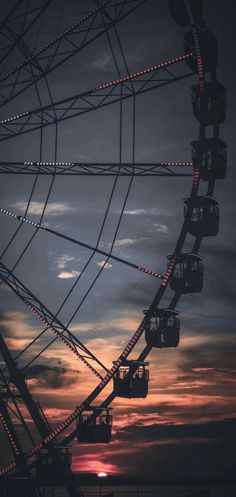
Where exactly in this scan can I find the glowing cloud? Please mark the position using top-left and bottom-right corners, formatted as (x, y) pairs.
(97, 260), (112, 269)
(56, 254), (75, 269)
(57, 270), (81, 279)
(12, 201), (72, 216)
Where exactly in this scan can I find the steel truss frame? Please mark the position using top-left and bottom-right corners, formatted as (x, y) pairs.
(0, 161), (193, 176)
(0, 53), (193, 140)
(0, 0), (146, 108)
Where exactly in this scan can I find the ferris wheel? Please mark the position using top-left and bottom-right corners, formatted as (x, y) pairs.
(0, 1), (227, 496)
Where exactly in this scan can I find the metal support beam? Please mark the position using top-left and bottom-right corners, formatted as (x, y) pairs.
(0, 261), (108, 379)
(0, 0), (53, 68)
(0, 160), (193, 175)
(0, 53), (193, 140)
(0, 334), (50, 440)
(0, 0), (146, 108)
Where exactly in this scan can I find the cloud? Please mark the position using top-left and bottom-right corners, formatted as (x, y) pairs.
(97, 260), (112, 269)
(114, 238), (140, 247)
(153, 223), (168, 233)
(58, 270), (81, 279)
(70, 313), (140, 335)
(124, 208), (147, 215)
(55, 254), (75, 269)
(90, 54), (113, 71)
(43, 407), (72, 422)
(73, 454), (118, 475)
(0, 312), (41, 351)
(105, 418), (236, 479)
(5, 337), (32, 349)
(26, 364), (79, 389)
(116, 418), (236, 442)
(12, 201), (72, 216)
(178, 340), (236, 373)
(54, 254), (81, 279)
(71, 418), (236, 478)
(123, 207), (174, 217)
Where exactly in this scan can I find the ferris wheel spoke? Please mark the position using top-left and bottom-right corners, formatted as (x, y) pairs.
(0, 261), (108, 379)
(0, 0), (146, 108)
(0, 207), (165, 279)
(0, 0), (53, 70)
(0, 53), (193, 141)
(0, 160), (193, 175)
(0, 95), (133, 377)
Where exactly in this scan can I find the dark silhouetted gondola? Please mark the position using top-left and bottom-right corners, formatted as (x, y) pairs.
(192, 137), (227, 180)
(184, 196), (219, 237)
(184, 29), (218, 73)
(35, 447), (72, 485)
(192, 81), (226, 125)
(168, 253), (204, 293)
(144, 309), (180, 348)
(113, 361), (149, 398)
(76, 407), (112, 444)
(169, 0), (203, 27)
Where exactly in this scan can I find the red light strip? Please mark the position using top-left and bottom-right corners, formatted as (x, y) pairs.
(23, 300), (103, 380)
(161, 256), (177, 287)
(160, 162), (192, 167)
(0, 208), (164, 280)
(192, 167), (200, 192)
(138, 266), (162, 279)
(93, 53), (193, 93)
(0, 413), (20, 456)
(0, 461), (16, 475)
(183, 0), (205, 95)
(0, 53), (193, 126)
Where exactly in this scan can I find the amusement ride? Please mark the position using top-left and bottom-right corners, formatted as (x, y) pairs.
(0, 0), (227, 495)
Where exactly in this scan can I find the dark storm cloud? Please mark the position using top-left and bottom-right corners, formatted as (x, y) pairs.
(125, 398), (236, 425)
(106, 420), (236, 479)
(178, 342), (236, 373)
(115, 418), (236, 442)
(176, 367), (236, 385)
(26, 364), (79, 389)
(203, 246), (236, 308)
(113, 436), (235, 480)
(0, 318), (9, 339)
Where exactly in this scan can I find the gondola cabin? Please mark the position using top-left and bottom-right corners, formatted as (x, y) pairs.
(192, 81), (226, 125)
(144, 309), (180, 348)
(184, 196), (219, 237)
(168, 253), (204, 293)
(77, 407), (112, 444)
(35, 448), (72, 485)
(113, 361), (149, 398)
(191, 137), (227, 181)
(184, 29), (218, 73)
(168, 0), (203, 27)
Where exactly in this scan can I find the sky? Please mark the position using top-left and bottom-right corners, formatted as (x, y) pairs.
(0, 0), (236, 483)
